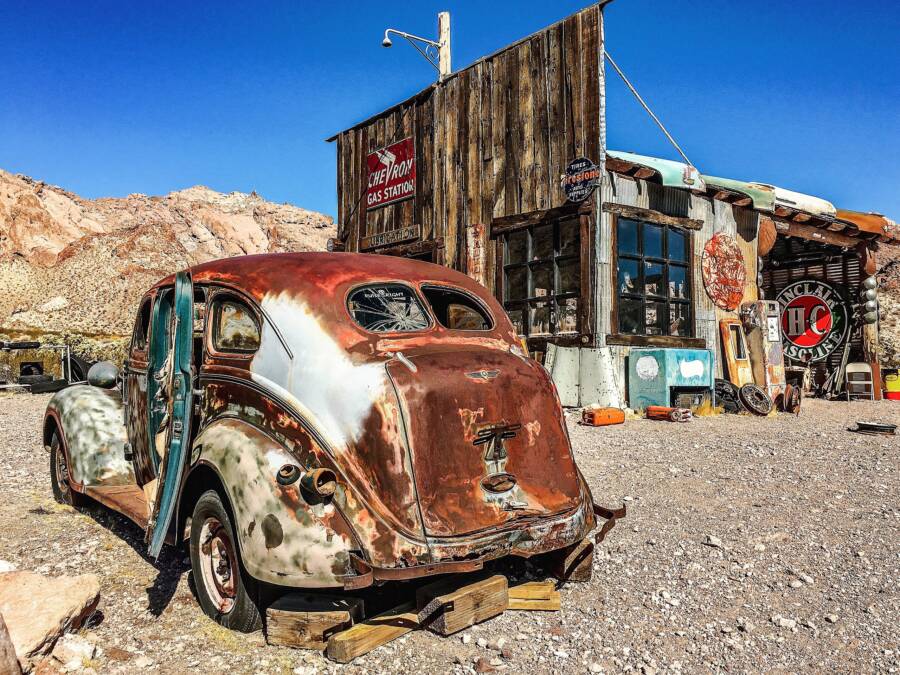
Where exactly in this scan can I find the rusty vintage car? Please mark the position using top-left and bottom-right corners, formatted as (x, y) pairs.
(43, 253), (620, 632)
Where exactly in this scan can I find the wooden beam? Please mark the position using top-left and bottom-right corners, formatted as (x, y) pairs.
(325, 602), (418, 663)
(732, 197), (752, 207)
(768, 217), (858, 248)
(792, 212), (811, 223)
(601, 202), (703, 231)
(712, 190), (732, 201)
(265, 593), (364, 650)
(416, 574), (508, 635)
(633, 167), (656, 179)
(605, 333), (707, 349)
(508, 581), (561, 611)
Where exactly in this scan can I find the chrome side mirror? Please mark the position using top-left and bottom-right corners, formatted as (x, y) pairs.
(87, 361), (119, 388)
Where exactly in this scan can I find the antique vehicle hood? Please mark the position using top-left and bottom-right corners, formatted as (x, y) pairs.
(385, 345), (584, 539)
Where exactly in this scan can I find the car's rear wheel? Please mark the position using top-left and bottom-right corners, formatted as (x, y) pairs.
(50, 434), (86, 506)
(189, 490), (262, 632)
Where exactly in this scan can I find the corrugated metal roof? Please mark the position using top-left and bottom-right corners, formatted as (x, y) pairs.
(605, 150), (705, 191)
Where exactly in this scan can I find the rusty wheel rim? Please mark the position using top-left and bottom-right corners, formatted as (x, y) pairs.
(55, 446), (72, 501)
(199, 518), (237, 614)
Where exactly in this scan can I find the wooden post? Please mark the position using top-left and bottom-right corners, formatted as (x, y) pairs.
(265, 593), (364, 650)
(438, 12), (451, 81)
(416, 574), (508, 635)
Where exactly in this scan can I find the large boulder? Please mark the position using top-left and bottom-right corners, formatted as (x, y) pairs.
(0, 613), (21, 675)
(0, 571), (100, 671)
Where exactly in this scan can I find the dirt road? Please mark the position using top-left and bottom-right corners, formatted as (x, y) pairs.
(1, 393), (897, 673)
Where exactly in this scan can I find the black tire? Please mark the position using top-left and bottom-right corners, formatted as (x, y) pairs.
(189, 490), (262, 632)
(50, 434), (87, 506)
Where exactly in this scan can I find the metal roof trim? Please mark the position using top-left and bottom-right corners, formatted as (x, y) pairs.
(770, 187), (836, 218)
(835, 209), (899, 243)
(606, 150), (706, 191)
(700, 175), (776, 212)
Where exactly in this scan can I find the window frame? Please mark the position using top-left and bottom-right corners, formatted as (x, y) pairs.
(130, 296), (154, 356)
(208, 293), (262, 356)
(497, 214), (586, 341)
(612, 214), (694, 339)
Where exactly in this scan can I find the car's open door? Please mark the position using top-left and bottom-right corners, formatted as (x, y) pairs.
(145, 271), (194, 558)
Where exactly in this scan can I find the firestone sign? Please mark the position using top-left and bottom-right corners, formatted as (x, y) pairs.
(777, 280), (849, 362)
(562, 157), (601, 203)
(366, 137), (416, 209)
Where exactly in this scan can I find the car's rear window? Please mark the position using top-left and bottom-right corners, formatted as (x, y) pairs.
(348, 284), (430, 333)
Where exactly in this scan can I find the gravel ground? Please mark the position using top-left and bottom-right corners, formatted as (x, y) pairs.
(1, 392), (898, 674)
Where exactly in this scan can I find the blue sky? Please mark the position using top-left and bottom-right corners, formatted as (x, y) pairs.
(1, 1), (897, 220)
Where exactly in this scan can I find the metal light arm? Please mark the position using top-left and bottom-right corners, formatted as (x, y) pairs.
(383, 28), (441, 71)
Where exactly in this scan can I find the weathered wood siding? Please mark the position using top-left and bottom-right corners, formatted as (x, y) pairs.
(333, 4), (605, 288)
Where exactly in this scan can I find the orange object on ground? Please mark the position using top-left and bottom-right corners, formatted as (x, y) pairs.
(581, 407), (625, 426)
(645, 406), (692, 422)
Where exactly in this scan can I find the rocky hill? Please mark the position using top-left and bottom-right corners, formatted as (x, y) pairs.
(0, 169), (334, 360)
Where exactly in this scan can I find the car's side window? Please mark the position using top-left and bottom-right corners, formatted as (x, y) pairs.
(421, 285), (494, 331)
(131, 297), (152, 354)
(212, 297), (260, 353)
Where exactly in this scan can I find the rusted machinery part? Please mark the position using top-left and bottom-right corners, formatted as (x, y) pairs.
(592, 502), (626, 545)
(646, 406), (692, 422)
(782, 383), (802, 415)
(714, 378), (743, 414)
(739, 384), (773, 416)
(342, 553), (485, 590)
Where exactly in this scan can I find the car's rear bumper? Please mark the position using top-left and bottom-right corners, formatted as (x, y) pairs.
(339, 496), (625, 590)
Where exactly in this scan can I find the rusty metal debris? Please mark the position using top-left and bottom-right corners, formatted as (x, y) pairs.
(581, 406), (625, 426)
(646, 406), (692, 422)
(847, 421), (897, 436)
(739, 384), (773, 416)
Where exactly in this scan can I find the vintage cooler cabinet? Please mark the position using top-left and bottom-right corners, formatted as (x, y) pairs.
(741, 300), (786, 402)
(627, 348), (715, 410)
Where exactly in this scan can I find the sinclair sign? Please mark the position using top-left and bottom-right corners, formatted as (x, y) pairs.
(777, 280), (849, 362)
(366, 137), (416, 210)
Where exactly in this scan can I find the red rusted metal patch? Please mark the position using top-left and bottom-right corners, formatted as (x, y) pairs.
(701, 234), (746, 311)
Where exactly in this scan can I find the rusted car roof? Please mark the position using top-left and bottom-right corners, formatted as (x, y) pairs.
(153, 252), (522, 355)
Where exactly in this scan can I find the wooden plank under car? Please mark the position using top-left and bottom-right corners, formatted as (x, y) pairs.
(416, 574), (508, 636)
(508, 580), (561, 611)
(325, 601), (418, 663)
(265, 593), (364, 650)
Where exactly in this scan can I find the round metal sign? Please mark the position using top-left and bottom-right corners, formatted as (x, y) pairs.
(701, 234), (746, 311)
(777, 280), (849, 362)
(562, 157), (601, 203)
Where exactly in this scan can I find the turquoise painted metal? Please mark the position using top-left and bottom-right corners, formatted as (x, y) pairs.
(147, 270), (194, 558)
(627, 348), (714, 410)
(606, 150), (705, 191)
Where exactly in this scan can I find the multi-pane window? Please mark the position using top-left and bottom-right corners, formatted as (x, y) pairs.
(616, 218), (692, 336)
(502, 216), (580, 337)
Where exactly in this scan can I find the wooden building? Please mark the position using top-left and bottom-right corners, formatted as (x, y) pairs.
(329, 3), (898, 406)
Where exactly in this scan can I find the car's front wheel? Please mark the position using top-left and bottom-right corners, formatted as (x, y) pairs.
(50, 434), (86, 507)
(189, 490), (262, 632)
